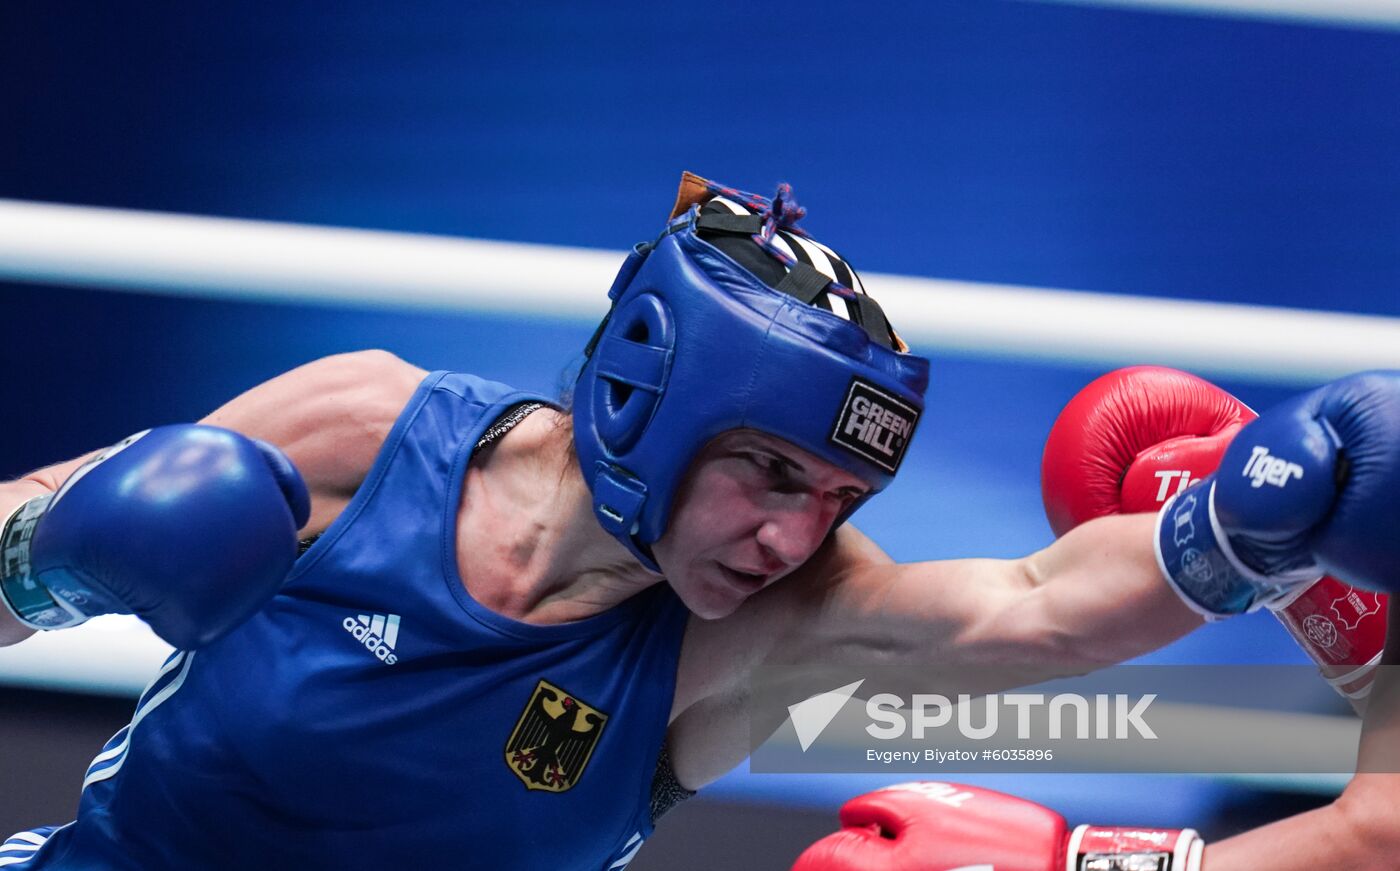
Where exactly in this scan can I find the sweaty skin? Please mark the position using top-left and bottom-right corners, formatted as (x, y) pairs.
(0, 350), (1198, 783)
(7, 351), (1394, 868)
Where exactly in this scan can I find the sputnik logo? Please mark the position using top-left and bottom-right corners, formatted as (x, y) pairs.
(787, 680), (865, 751)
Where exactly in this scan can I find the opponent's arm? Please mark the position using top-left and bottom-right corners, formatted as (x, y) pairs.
(793, 603), (1400, 871)
(1, 350), (425, 649)
(1202, 600), (1400, 868)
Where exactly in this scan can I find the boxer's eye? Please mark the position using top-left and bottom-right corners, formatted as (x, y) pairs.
(756, 453), (792, 476)
(741, 451), (797, 482)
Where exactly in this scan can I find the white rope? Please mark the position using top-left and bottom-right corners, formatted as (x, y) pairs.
(3, 198), (1399, 384)
(0, 198), (619, 320)
(1031, 0), (1400, 30)
(871, 275), (1400, 383)
(0, 616), (172, 698)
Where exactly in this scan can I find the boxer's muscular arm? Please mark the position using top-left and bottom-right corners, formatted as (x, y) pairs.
(1200, 603), (1400, 869)
(774, 511), (1200, 676)
(199, 350), (426, 535)
(0, 349), (425, 647)
(667, 512), (1198, 788)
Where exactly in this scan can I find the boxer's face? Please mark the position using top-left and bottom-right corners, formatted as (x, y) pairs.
(652, 430), (868, 619)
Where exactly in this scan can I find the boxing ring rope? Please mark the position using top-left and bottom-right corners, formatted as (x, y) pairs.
(1037, 0), (1400, 32)
(3, 198), (1400, 384)
(0, 198), (1387, 796)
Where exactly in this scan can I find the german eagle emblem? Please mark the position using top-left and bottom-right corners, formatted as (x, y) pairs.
(504, 679), (608, 792)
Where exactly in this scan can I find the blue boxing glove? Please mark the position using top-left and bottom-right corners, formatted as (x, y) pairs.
(0, 425), (310, 648)
(1156, 371), (1400, 617)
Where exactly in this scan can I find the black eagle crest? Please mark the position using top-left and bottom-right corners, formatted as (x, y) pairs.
(504, 680), (608, 792)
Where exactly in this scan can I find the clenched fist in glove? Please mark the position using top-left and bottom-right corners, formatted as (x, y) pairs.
(1041, 366), (1390, 707)
(1157, 370), (1400, 614)
(0, 425), (310, 649)
(1041, 365), (1253, 534)
(792, 782), (1202, 871)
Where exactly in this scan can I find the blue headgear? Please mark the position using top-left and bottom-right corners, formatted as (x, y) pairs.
(574, 172), (930, 571)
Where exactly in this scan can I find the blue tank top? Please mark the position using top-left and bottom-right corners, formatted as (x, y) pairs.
(6, 372), (690, 870)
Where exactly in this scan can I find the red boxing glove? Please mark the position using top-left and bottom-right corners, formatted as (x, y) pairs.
(1040, 366), (1388, 710)
(1040, 366), (1253, 537)
(791, 782), (1203, 871)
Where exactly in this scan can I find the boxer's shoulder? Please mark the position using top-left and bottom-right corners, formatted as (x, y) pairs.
(201, 350), (428, 535)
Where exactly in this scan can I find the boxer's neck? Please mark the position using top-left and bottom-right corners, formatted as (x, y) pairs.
(454, 408), (660, 625)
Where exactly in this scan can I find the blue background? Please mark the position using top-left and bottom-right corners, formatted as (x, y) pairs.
(2, 0), (1394, 842)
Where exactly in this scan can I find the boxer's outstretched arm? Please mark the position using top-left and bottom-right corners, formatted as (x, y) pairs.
(1201, 602), (1400, 869)
(0, 349), (425, 648)
(772, 511), (1199, 677)
(662, 513), (1192, 787)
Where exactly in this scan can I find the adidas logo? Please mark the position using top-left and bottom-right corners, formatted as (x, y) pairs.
(342, 613), (400, 665)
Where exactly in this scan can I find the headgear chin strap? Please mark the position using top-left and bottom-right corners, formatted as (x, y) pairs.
(573, 172), (930, 572)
